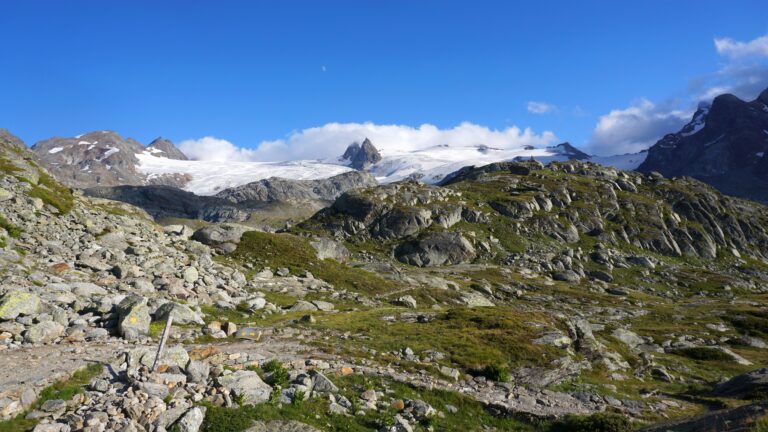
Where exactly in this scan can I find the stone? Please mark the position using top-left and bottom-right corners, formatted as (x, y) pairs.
(395, 232), (476, 267)
(393, 295), (417, 309)
(311, 371), (338, 393)
(311, 300), (334, 312)
(40, 399), (66, 413)
(533, 332), (573, 349)
(176, 406), (206, 432)
(289, 301), (318, 312)
(245, 420), (321, 432)
(552, 270), (581, 283)
(460, 292), (494, 307)
(612, 328), (644, 349)
(217, 370), (272, 405)
(116, 295), (151, 340)
(154, 302), (204, 325)
(186, 360), (210, 384)
(0, 291), (41, 320)
(183, 267), (199, 283)
(32, 424), (70, 432)
(24, 321), (65, 344)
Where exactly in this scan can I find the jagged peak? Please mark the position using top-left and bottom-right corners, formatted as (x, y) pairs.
(341, 138), (382, 170)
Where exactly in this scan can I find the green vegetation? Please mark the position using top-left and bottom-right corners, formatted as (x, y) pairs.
(28, 171), (74, 214)
(0, 363), (103, 432)
(201, 374), (534, 432)
(227, 231), (401, 296)
(309, 307), (563, 372)
(0, 214), (21, 238)
(549, 413), (633, 432)
(671, 347), (737, 362)
(476, 364), (510, 382)
(260, 359), (290, 387)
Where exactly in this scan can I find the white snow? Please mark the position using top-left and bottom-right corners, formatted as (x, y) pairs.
(136, 152), (355, 195)
(48, 147), (64, 154)
(681, 105), (709, 137)
(136, 143), (653, 195)
(78, 141), (91, 145)
(757, 152), (765, 158)
(87, 145), (95, 150)
(99, 147), (120, 160)
(590, 152), (648, 171)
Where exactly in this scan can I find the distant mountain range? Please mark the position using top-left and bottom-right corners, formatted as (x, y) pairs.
(9, 86), (768, 223)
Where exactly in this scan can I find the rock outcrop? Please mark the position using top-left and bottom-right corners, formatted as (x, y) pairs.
(340, 138), (382, 170)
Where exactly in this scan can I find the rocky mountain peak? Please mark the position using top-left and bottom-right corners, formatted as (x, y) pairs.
(29, 131), (189, 189)
(550, 142), (590, 160)
(638, 86), (768, 203)
(341, 138), (382, 170)
(146, 137), (188, 160)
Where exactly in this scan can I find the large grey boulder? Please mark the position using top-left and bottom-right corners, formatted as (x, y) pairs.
(0, 291), (41, 320)
(395, 232), (476, 267)
(192, 223), (254, 252)
(154, 302), (204, 325)
(309, 237), (350, 261)
(217, 370), (272, 405)
(24, 321), (65, 344)
(175, 406), (206, 432)
(116, 295), (151, 340)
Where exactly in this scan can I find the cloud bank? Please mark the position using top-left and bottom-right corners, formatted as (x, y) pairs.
(179, 122), (559, 163)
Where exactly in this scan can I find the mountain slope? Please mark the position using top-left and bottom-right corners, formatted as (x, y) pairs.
(638, 87), (768, 203)
(30, 131), (190, 189)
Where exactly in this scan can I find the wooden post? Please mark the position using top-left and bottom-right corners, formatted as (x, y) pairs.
(150, 316), (173, 373)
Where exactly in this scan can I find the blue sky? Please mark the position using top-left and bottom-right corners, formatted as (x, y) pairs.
(1, 0), (767, 158)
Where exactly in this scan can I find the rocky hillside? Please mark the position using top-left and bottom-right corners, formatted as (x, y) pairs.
(4, 127), (768, 431)
(638, 87), (768, 203)
(306, 160), (768, 267)
(30, 131), (190, 189)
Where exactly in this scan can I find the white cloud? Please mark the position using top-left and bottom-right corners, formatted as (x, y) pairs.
(715, 34), (768, 59)
(179, 122), (558, 162)
(589, 99), (689, 156)
(178, 136), (258, 162)
(527, 101), (557, 114)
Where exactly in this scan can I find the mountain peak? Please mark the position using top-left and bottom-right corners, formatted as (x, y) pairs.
(757, 86), (768, 105)
(147, 137), (188, 160)
(341, 138), (382, 170)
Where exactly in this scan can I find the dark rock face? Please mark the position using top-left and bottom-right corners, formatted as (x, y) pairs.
(341, 138), (382, 170)
(395, 232), (476, 267)
(84, 185), (247, 222)
(215, 171), (377, 205)
(30, 131), (189, 189)
(146, 137), (188, 160)
(711, 368), (768, 399)
(638, 88), (768, 203)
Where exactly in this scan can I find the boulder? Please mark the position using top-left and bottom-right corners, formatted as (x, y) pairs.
(245, 420), (321, 432)
(176, 406), (206, 432)
(711, 368), (768, 399)
(116, 295), (151, 340)
(217, 370), (272, 405)
(154, 302), (204, 325)
(24, 321), (64, 344)
(192, 223), (254, 250)
(395, 232), (476, 267)
(0, 291), (41, 320)
(309, 238), (350, 262)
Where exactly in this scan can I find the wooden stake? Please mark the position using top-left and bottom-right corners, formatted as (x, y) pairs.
(150, 316), (173, 373)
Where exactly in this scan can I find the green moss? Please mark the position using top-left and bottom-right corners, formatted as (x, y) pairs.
(672, 347), (735, 362)
(0, 363), (103, 432)
(228, 231), (401, 296)
(0, 214), (21, 238)
(548, 413), (633, 432)
(309, 306), (562, 372)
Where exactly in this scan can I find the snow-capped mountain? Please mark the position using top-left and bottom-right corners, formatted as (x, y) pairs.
(30, 130), (647, 196)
